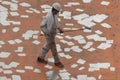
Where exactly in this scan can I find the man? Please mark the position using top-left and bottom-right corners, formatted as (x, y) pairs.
(37, 2), (64, 68)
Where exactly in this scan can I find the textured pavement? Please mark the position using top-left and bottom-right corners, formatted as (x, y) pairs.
(0, 0), (120, 80)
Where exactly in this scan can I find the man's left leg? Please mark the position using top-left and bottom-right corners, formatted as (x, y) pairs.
(50, 40), (64, 68)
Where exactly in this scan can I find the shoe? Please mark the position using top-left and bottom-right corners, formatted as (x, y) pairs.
(55, 62), (64, 68)
(37, 57), (48, 64)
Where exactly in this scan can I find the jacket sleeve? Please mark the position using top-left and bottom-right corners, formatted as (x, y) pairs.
(40, 17), (49, 34)
(41, 17), (47, 27)
(55, 17), (63, 31)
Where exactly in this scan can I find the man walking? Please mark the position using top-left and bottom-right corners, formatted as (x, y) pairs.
(37, 2), (64, 68)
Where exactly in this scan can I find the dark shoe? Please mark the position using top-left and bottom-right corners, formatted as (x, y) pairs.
(37, 57), (48, 64)
(55, 62), (64, 68)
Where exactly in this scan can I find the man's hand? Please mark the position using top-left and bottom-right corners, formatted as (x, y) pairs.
(59, 29), (64, 33)
(45, 31), (51, 37)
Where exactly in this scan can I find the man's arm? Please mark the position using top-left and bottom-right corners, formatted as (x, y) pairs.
(58, 26), (64, 33)
(55, 17), (64, 33)
(40, 17), (49, 35)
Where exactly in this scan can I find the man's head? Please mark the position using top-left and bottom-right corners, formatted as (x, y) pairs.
(52, 2), (61, 15)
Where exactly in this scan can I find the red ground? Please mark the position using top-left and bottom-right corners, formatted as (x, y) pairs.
(0, 0), (120, 80)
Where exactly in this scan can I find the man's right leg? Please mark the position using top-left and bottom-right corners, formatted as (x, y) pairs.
(39, 46), (49, 59)
(38, 43), (50, 64)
